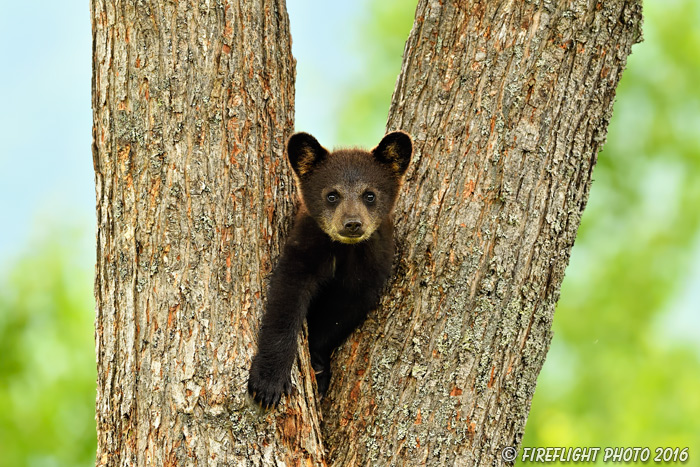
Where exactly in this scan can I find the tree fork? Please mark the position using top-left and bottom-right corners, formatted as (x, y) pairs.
(92, 0), (642, 465)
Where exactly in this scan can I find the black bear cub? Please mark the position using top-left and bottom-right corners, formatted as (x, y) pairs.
(247, 131), (412, 408)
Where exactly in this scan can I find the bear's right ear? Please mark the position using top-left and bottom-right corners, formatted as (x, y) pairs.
(372, 131), (412, 177)
(287, 132), (329, 178)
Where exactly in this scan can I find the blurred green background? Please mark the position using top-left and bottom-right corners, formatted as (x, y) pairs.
(1, 1), (698, 466)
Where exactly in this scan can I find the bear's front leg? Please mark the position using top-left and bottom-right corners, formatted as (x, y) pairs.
(247, 280), (312, 409)
(247, 225), (326, 409)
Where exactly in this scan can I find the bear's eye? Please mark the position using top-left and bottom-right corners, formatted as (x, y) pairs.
(363, 191), (376, 203)
(327, 192), (339, 203)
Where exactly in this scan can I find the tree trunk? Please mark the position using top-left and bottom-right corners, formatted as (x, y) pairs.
(92, 0), (642, 465)
(323, 1), (642, 465)
(91, 1), (326, 465)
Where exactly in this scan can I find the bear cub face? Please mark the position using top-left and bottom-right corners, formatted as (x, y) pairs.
(288, 131), (412, 243)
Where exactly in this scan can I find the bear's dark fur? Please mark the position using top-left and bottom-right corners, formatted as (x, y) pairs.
(247, 131), (412, 408)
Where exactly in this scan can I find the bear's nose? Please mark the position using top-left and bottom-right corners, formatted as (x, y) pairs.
(344, 219), (362, 232)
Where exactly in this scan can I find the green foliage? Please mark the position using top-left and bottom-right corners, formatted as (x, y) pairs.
(0, 227), (96, 467)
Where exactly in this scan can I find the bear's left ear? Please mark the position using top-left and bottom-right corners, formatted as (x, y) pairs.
(287, 132), (329, 178)
(371, 131), (412, 177)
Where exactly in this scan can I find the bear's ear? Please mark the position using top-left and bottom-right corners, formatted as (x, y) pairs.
(371, 131), (412, 177)
(287, 132), (329, 178)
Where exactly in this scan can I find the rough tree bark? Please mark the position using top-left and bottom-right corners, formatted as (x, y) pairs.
(323, 1), (642, 465)
(92, 0), (642, 466)
(91, 0), (326, 465)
